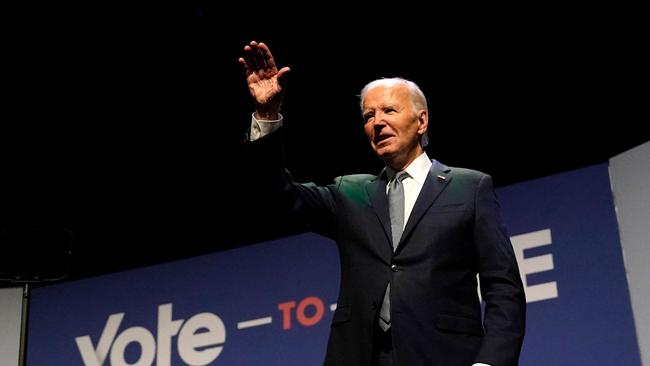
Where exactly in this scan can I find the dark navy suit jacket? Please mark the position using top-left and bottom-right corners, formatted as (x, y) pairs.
(248, 131), (526, 366)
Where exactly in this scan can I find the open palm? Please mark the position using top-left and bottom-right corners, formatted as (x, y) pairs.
(238, 41), (290, 112)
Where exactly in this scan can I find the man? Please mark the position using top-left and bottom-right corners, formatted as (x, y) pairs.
(241, 40), (525, 366)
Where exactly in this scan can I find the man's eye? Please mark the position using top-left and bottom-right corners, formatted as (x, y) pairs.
(385, 108), (396, 113)
(363, 114), (374, 123)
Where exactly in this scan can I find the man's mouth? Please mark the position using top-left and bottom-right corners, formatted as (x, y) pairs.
(376, 134), (394, 145)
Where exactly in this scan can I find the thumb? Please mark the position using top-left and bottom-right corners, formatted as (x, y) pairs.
(277, 66), (291, 80)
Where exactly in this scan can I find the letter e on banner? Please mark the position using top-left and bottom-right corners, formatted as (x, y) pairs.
(511, 228), (559, 303)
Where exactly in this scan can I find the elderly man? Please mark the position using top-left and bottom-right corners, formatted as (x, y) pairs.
(241, 40), (525, 366)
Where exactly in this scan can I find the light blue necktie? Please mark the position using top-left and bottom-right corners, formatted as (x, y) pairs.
(379, 171), (408, 331)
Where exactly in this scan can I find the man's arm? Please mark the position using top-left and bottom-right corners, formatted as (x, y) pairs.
(241, 41), (338, 239)
(245, 117), (339, 239)
(473, 175), (526, 366)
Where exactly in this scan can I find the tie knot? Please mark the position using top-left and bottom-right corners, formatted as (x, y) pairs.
(392, 171), (409, 184)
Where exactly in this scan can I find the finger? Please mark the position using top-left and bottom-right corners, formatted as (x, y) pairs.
(251, 42), (266, 71)
(250, 42), (263, 70)
(258, 42), (277, 70)
(238, 57), (251, 75)
(243, 45), (259, 71)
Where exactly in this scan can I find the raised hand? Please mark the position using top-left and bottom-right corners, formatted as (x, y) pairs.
(238, 41), (290, 119)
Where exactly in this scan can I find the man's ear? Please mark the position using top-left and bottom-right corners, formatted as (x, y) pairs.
(417, 110), (428, 135)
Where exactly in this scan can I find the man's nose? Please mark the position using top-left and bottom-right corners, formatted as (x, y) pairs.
(373, 113), (387, 127)
(373, 120), (386, 133)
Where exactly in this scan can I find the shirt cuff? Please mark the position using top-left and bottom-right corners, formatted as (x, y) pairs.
(472, 363), (492, 366)
(249, 113), (283, 141)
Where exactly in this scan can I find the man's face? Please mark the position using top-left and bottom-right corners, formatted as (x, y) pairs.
(362, 84), (427, 169)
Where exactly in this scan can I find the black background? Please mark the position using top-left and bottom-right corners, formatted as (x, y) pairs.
(2, 4), (647, 283)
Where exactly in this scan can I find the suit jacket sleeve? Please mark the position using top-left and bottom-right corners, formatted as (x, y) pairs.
(246, 128), (338, 239)
(473, 174), (526, 366)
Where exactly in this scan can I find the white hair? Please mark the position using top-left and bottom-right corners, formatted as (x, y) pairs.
(359, 77), (429, 147)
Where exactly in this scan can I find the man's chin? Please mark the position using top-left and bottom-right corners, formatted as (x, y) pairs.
(375, 148), (397, 162)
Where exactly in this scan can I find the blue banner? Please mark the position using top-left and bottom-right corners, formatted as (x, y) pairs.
(498, 163), (640, 365)
(27, 234), (340, 366)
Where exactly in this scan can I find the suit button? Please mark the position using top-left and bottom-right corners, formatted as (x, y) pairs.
(391, 264), (398, 272)
(372, 302), (377, 310)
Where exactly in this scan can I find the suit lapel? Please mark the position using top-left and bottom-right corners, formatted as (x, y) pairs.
(396, 160), (452, 252)
(366, 173), (393, 253)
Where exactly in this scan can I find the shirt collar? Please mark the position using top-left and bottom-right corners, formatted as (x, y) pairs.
(386, 152), (432, 185)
